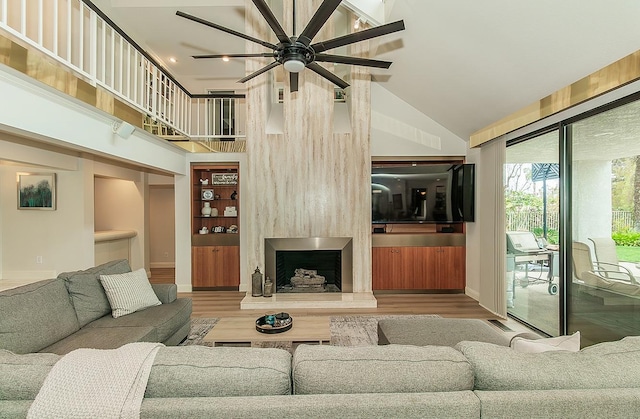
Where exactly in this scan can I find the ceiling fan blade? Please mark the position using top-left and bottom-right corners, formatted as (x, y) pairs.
(311, 20), (405, 53)
(193, 53), (274, 59)
(176, 11), (277, 50)
(252, 0), (290, 44)
(238, 61), (281, 83)
(290, 72), (299, 92)
(314, 54), (392, 69)
(297, 0), (343, 46)
(306, 62), (349, 89)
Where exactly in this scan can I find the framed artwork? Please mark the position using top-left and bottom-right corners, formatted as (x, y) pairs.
(17, 173), (56, 210)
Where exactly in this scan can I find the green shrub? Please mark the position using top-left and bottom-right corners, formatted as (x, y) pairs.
(532, 227), (559, 245)
(612, 229), (640, 247)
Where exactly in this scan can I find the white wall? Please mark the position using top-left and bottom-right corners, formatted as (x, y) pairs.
(0, 156), (94, 278)
(0, 69), (187, 176)
(149, 186), (176, 268)
(94, 176), (145, 270)
(370, 83), (467, 156)
(0, 67), (188, 280)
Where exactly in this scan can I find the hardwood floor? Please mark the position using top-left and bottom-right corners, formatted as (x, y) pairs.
(151, 268), (500, 319)
(182, 290), (502, 320)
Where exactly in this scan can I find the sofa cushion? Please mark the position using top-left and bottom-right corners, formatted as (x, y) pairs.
(0, 350), (60, 400)
(475, 388), (640, 419)
(99, 268), (161, 318)
(292, 344), (473, 395)
(84, 298), (192, 343)
(456, 336), (640, 391)
(59, 259), (132, 327)
(145, 346), (292, 397)
(40, 326), (157, 355)
(139, 392), (481, 418)
(0, 279), (80, 354)
(377, 318), (510, 347)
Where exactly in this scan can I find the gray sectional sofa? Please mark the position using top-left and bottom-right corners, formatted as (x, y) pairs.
(2, 338), (640, 418)
(0, 260), (192, 355)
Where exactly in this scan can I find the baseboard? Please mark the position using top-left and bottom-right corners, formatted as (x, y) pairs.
(177, 284), (192, 293)
(465, 287), (480, 301)
(2, 270), (57, 280)
(150, 262), (175, 269)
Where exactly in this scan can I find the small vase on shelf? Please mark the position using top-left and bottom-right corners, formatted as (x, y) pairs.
(201, 202), (212, 217)
(211, 207), (219, 217)
(263, 277), (273, 297)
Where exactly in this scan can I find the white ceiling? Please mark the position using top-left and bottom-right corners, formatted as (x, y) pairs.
(90, 0), (640, 140)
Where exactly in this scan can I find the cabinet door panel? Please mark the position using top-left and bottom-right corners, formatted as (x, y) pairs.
(415, 247), (437, 289)
(192, 246), (239, 288)
(434, 246), (466, 289)
(373, 247), (427, 290)
(372, 247), (395, 289)
(218, 246), (240, 287)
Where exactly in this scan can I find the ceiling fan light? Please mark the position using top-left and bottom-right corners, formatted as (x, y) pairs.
(283, 59), (305, 73)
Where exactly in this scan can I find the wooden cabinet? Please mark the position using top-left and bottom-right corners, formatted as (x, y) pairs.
(427, 246), (465, 290)
(372, 246), (465, 291)
(191, 246), (240, 289)
(191, 163), (240, 289)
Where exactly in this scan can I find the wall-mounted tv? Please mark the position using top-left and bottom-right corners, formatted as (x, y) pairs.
(372, 162), (475, 224)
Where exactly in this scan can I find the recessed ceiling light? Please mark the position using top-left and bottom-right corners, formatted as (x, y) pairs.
(222, 56), (230, 62)
(169, 57), (177, 63)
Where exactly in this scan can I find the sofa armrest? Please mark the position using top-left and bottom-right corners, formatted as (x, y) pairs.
(151, 284), (177, 304)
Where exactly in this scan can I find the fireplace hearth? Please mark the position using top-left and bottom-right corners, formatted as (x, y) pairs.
(265, 237), (353, 294)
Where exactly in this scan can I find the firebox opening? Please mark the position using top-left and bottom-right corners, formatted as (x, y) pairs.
(276, 250), (342, 293)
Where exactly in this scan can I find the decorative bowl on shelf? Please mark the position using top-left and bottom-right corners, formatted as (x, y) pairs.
(256, 312), (293, 334)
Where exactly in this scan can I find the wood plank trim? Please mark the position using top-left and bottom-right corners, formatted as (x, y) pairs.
(470, 50), (640, 147)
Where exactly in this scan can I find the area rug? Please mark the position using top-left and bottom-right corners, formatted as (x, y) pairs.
(179, 317), (219, 346)
(180, 315), (441, 349)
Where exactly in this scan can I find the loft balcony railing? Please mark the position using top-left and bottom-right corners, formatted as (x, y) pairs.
(0, 0), (245, 143)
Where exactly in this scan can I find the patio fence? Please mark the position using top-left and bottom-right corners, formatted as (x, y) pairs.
(506, 210), (635, 232)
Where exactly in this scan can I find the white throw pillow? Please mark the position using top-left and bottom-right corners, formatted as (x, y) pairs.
(99, 268), (161, 318)
(510, 331), (581, 353)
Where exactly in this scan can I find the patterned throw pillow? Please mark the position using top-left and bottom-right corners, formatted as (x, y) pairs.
(99, 268), (161, 318)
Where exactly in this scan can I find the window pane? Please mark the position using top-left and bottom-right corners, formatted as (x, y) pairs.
(569, 99), (640, 346)
(505, 130), (560, 336)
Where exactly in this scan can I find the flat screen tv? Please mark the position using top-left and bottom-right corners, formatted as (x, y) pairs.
(372, 162), (475, 224)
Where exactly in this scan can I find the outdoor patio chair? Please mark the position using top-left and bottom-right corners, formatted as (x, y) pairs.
(572, 241), (640, 297)
(588, 237), (637, 282)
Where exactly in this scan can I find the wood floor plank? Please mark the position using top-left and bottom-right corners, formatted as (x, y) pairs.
(152, 267), (501, 320)
(182, 290), (500, 320)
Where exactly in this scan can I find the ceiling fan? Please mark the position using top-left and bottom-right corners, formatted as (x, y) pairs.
(176, 0), (405, 92)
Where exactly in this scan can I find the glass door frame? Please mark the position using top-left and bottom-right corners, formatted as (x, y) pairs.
(507, 90), (640, 337)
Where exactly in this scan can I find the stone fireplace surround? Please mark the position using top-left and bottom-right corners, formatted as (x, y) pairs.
(240, 237), (376, 310)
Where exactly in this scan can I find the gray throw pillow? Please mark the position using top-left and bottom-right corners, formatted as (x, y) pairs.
(59, 259), (131, 327)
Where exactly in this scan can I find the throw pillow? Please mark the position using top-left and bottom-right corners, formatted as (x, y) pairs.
(99, 268), (161, 318)
(510, 331), (580, 353)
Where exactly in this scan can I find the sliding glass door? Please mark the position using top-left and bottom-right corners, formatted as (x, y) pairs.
(505, 130), (560, 336)
(568, 98), (640, 346)
(505, 93), (640, 344)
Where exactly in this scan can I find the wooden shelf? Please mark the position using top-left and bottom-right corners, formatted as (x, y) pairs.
(191, 163), (240, 288)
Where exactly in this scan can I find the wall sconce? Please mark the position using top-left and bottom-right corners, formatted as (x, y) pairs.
(354, 17), (366, 30)
(112, 120), (136, 139)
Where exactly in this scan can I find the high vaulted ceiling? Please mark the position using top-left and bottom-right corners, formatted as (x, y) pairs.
(90, 0), (640, 141)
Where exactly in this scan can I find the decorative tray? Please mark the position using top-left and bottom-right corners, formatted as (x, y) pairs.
(256, 312), (293, 334)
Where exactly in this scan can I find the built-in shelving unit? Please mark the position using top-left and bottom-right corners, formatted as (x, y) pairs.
(191, 163), (240, 289)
